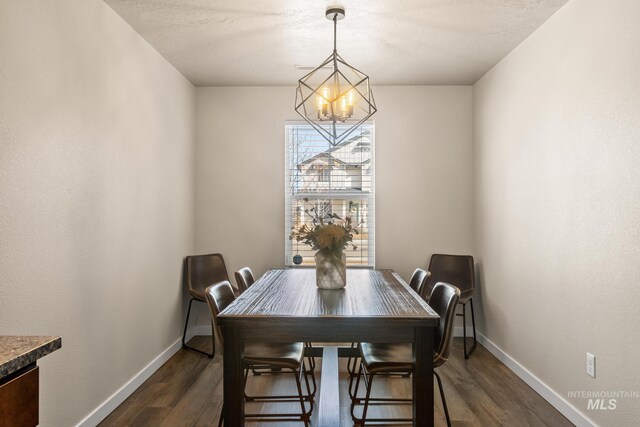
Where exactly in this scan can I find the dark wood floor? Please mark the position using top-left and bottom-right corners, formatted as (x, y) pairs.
(100, 337), (572, 426)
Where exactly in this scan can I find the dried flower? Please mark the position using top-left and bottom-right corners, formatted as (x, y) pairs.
(289, 200), (361, 257)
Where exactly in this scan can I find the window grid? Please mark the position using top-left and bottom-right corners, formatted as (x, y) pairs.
(285, 122), (375, 267)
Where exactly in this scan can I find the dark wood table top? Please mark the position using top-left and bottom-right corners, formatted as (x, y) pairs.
(218, 268), (438, 427)
(218, 268), (439, 323)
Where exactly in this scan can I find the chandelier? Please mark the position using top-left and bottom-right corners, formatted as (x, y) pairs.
(295, 7), (377, 146)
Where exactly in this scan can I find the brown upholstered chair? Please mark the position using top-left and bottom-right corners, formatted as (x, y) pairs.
(408, 268), (431, 297)
(349, 282), (460, 426)
(424, 254), (477, 358)
(234, 267), (255, 294)
(233, 266), (317, 375)
(205, 281), (315, 426)
(182, 253), (232, 358)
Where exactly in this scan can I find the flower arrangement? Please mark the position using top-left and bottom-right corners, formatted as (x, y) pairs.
(289, 198), (361, 258)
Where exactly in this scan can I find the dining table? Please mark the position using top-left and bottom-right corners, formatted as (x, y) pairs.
(217, 268), (440, 426)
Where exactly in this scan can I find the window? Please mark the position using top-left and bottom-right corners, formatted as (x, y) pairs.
(285, 122), (375, 267)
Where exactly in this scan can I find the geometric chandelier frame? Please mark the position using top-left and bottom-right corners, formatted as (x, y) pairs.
(295, 7), (377, 146)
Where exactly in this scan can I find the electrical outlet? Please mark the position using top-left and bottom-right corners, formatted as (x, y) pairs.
(587, 353), (596, 378)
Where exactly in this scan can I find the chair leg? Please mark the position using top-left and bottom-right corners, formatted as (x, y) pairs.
(243, 366), (314, 423)
(349, 360), (363, 402)
(305, 342), (316, 372)
(463, 299), (477, 359)
(470, 298), (477, 354)
(435, 371), (451, 427)
(347, 342), (360, 377)
(302, 360), (315, 410)
(349, 362), (365, 423)
(462, 302), (468, 357)
(182, 298), (214, 358)
(181, 297), (193, 348)
(294, 368), (311, 426)
(358, 373), (375, 426)
(303, 355), (317, 398)
(211, 319), (216, 357)
(244, 364), (316, 409)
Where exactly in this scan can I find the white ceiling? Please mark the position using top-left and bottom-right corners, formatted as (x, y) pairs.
(104, 0), (568, 86)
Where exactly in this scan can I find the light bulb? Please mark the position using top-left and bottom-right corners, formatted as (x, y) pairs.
(340, 97), (347, 115)
(322, 87), (330, 101)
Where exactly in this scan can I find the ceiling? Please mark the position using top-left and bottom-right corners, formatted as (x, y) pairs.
(104, 0), (568, 86)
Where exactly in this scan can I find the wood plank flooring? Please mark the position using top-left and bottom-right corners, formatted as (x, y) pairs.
(99, 337), (573, 427)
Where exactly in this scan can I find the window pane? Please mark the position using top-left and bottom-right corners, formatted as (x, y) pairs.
(285, 123), (375, 267)
(288, 198), (373, 266)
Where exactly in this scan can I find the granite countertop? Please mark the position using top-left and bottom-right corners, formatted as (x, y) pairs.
(0, 336), (62, 378)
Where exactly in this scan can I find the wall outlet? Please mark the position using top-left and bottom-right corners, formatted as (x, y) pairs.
(587, 353), (596, 378)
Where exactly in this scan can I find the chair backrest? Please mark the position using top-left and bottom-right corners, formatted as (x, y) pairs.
(424, 254), (474, 302)
(408, 268), (430, 298)
(205, 280), (236, 342)
(185, 253), (230, 295)
(429, 282), (460, 367)
(234, 267), (255, 294)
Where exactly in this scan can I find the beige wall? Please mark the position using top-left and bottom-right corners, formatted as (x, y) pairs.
(473, 0), (640, 424)
(195, 86), (473, 323)
(0, 1), (195, 426)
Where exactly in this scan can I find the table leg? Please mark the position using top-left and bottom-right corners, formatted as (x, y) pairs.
(222, 325), (244, 427)
(414, 326), (434, 427)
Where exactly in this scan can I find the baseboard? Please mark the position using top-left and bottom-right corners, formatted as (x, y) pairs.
(75, 325), (594, 427)
(75, 337), (183, 427)
(477, 332), (596, 427)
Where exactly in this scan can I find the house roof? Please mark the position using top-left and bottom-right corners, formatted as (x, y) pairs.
(299, 131), (372, 167)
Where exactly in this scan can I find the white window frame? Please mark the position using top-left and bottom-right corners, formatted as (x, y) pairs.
(285, 121), (375, 267)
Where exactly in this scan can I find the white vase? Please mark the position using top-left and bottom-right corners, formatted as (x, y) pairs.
(315, 250), (347, 289)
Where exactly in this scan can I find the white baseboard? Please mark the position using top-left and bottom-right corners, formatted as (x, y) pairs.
(477, 332), (596, 427)
(75, 325), (595, 427)
(77, 326), (213, 427)
(75, 337), (183, 427)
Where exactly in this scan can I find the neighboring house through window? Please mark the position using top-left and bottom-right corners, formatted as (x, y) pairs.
(285, 122), (375, 267)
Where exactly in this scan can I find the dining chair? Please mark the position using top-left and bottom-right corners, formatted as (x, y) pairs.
(206, 281), (315, 426)
(234, 267), (255, 294)
(424, 254), (477, 358)
(234, 266), (317, 376)
(347, 268), (431, 377)
(182, 253), (232, 358)
(408, 268), (431, 297)
(349, 282), (460, 426)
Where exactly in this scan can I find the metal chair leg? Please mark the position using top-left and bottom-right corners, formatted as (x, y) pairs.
(182, 298), (214, 358)
(462, 299), (477, 359)
(435, 371), (451, 427)
(347, 342), (358, 376)
(305, 342), (316, 372)
(356, 374), (373, 427)
(294, 368), (311, 426)
(302, 359), (315, 410)
(349, 360), (363, 402)
(470, 298), (477, 354)
(349, 362), (365, 421)
(462, 302), (468, 357)
(303, 355), (317, 398)
(244, 367), (313, 423)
